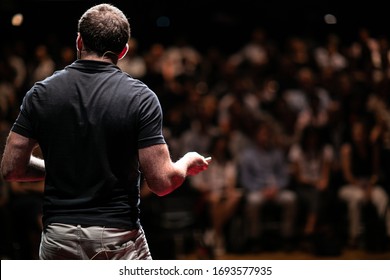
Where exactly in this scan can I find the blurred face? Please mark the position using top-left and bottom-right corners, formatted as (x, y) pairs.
(306, 132), (320, 150)
(255, 125), (271, 148)
(213, 138), (227, 155)
(351, 122), (366, 143)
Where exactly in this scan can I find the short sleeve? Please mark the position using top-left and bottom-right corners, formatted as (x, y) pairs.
(137, 88), (166, 148)
(11, 88), (37, 139)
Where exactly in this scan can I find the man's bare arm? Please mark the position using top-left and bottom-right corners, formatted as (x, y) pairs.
(139, 144), (210, 196)
(1, 131), (45, 182)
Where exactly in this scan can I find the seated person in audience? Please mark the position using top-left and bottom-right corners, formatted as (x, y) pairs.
(288, 125), (334, 237)
(338, 119), (390, 247)
(190, 134), (242, 256)
(238, 121), (297, 249)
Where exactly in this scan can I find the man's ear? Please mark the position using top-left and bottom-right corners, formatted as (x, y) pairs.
(76, 33), (83, 52)
(118, 43), (129, 60)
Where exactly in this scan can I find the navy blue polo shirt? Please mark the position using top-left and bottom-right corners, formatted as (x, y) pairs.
(12, 60), (166, 229)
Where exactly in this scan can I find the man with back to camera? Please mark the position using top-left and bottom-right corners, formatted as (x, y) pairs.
(0, 3), (211, 260)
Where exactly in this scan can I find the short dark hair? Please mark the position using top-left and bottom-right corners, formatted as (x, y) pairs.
(78, 3), (130, 56)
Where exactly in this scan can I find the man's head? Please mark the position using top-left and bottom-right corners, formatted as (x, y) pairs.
(254, 121), (273, 149)
(77, 3), (130, 62)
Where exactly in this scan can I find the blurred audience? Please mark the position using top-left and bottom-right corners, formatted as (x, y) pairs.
(28, 44), (55, 86)
(117, 38), (147, 79)
(2, 24), (390, 259)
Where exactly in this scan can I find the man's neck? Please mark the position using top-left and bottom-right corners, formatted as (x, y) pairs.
(79, 51), (117, 64)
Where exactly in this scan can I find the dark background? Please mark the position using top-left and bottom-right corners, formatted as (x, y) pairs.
(0, 0), (389, 54)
